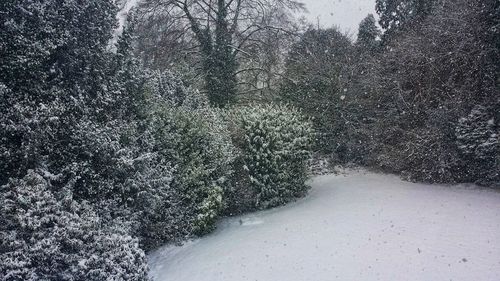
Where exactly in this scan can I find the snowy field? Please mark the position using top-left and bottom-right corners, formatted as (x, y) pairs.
(148, 170), (500, 281)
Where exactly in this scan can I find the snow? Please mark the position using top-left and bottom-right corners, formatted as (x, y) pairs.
(148, 170), (500, 281)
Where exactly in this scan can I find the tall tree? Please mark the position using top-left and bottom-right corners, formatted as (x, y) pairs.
(138, 0), (304, 107)
(0, 0), (120, 183)
(375, 0), (435, 39)
(235, 4), (305, 102)
(356, 14), (381, 52)
(280, 28), (356, 162)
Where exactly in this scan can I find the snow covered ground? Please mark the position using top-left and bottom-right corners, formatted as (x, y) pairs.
(148, 170), (500, 281)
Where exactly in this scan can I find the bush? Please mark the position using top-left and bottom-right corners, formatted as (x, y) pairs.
(1, 64), (235, 252)
(229, 104), (314, 209)
(136, 105), (235, 249)
(0, 0), (245, 277)
(0, 171), (149, 281)
(144, 70), (209, 111)
(456, 106), (499, 186)
(0, 63), (236, 251)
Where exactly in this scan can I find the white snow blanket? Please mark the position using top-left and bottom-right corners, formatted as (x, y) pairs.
(149, 170), (500, 281)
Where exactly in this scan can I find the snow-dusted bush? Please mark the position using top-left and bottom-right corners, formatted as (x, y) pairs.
(144, 70), (189, 107)
(1, 0), (193, 276)
(0, 74), (232, 253)
(230, 104), (314, 209)
(456, 106), (499, 186)
(0, 87), (64, 184)
(63, 111), (228, 250)
(0, 171), (149, 281)
(131, 103), (235, 250)
(150, 106), (235, 235)
(144, 70), (209, 110)
(0, 0), (117, 99)
(1, 61), (231, 252)
(456, 106), (498, 161)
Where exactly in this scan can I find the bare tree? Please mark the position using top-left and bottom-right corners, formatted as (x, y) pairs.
(137, 0), (304, 107)
(229, 5), (305, 103)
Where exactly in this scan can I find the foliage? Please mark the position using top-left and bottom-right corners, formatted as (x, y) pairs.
(276, 0), (499, 187)
(456, 106), (499, 186)
(0, 171), (149, 281)
(375, 0), (436, 39)
(0, 0), (154, 277)
(144, 70), (190, 107)
(230, 104), (314, 209)
(280, 28), (358, 163)
(129, 94), (236, 250)
(0, 0), (145, 186)
(356, 14), (381, 52)
(136, 0), (304, 107)
(361, 0), (499, 185)
(0, 0), (117, 99)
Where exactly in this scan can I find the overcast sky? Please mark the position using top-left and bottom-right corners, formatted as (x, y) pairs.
(298, 0), (377, 37)
(117, 0), (377, 40)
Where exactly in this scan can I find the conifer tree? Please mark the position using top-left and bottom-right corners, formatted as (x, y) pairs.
(375, 0), (435, 39)
(356, 14), (381, 52)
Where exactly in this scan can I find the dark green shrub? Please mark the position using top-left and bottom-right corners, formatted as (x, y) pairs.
(229, 104), (314, 209)
(137, 106), (235, 249)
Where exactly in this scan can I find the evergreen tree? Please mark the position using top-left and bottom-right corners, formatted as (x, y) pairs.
(456, 106), (499, 185)
(0, 0), (120, 184)
(356, 14), (381, 52)
(0, 0), (117, 101)
(280, 28), (356, 162)
(375, 0), (435, 39)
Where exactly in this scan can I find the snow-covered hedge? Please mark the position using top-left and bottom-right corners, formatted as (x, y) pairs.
(230, 104), (314, 209)
(137, 105), (235, 249)
(0, 171), (149, 281)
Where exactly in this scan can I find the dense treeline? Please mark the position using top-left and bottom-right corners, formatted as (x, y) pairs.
(281, 0), (499, 186)
(0, 1), (313, 279)
(134, 0), (498, 187)
(361, 0), (499, 185)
